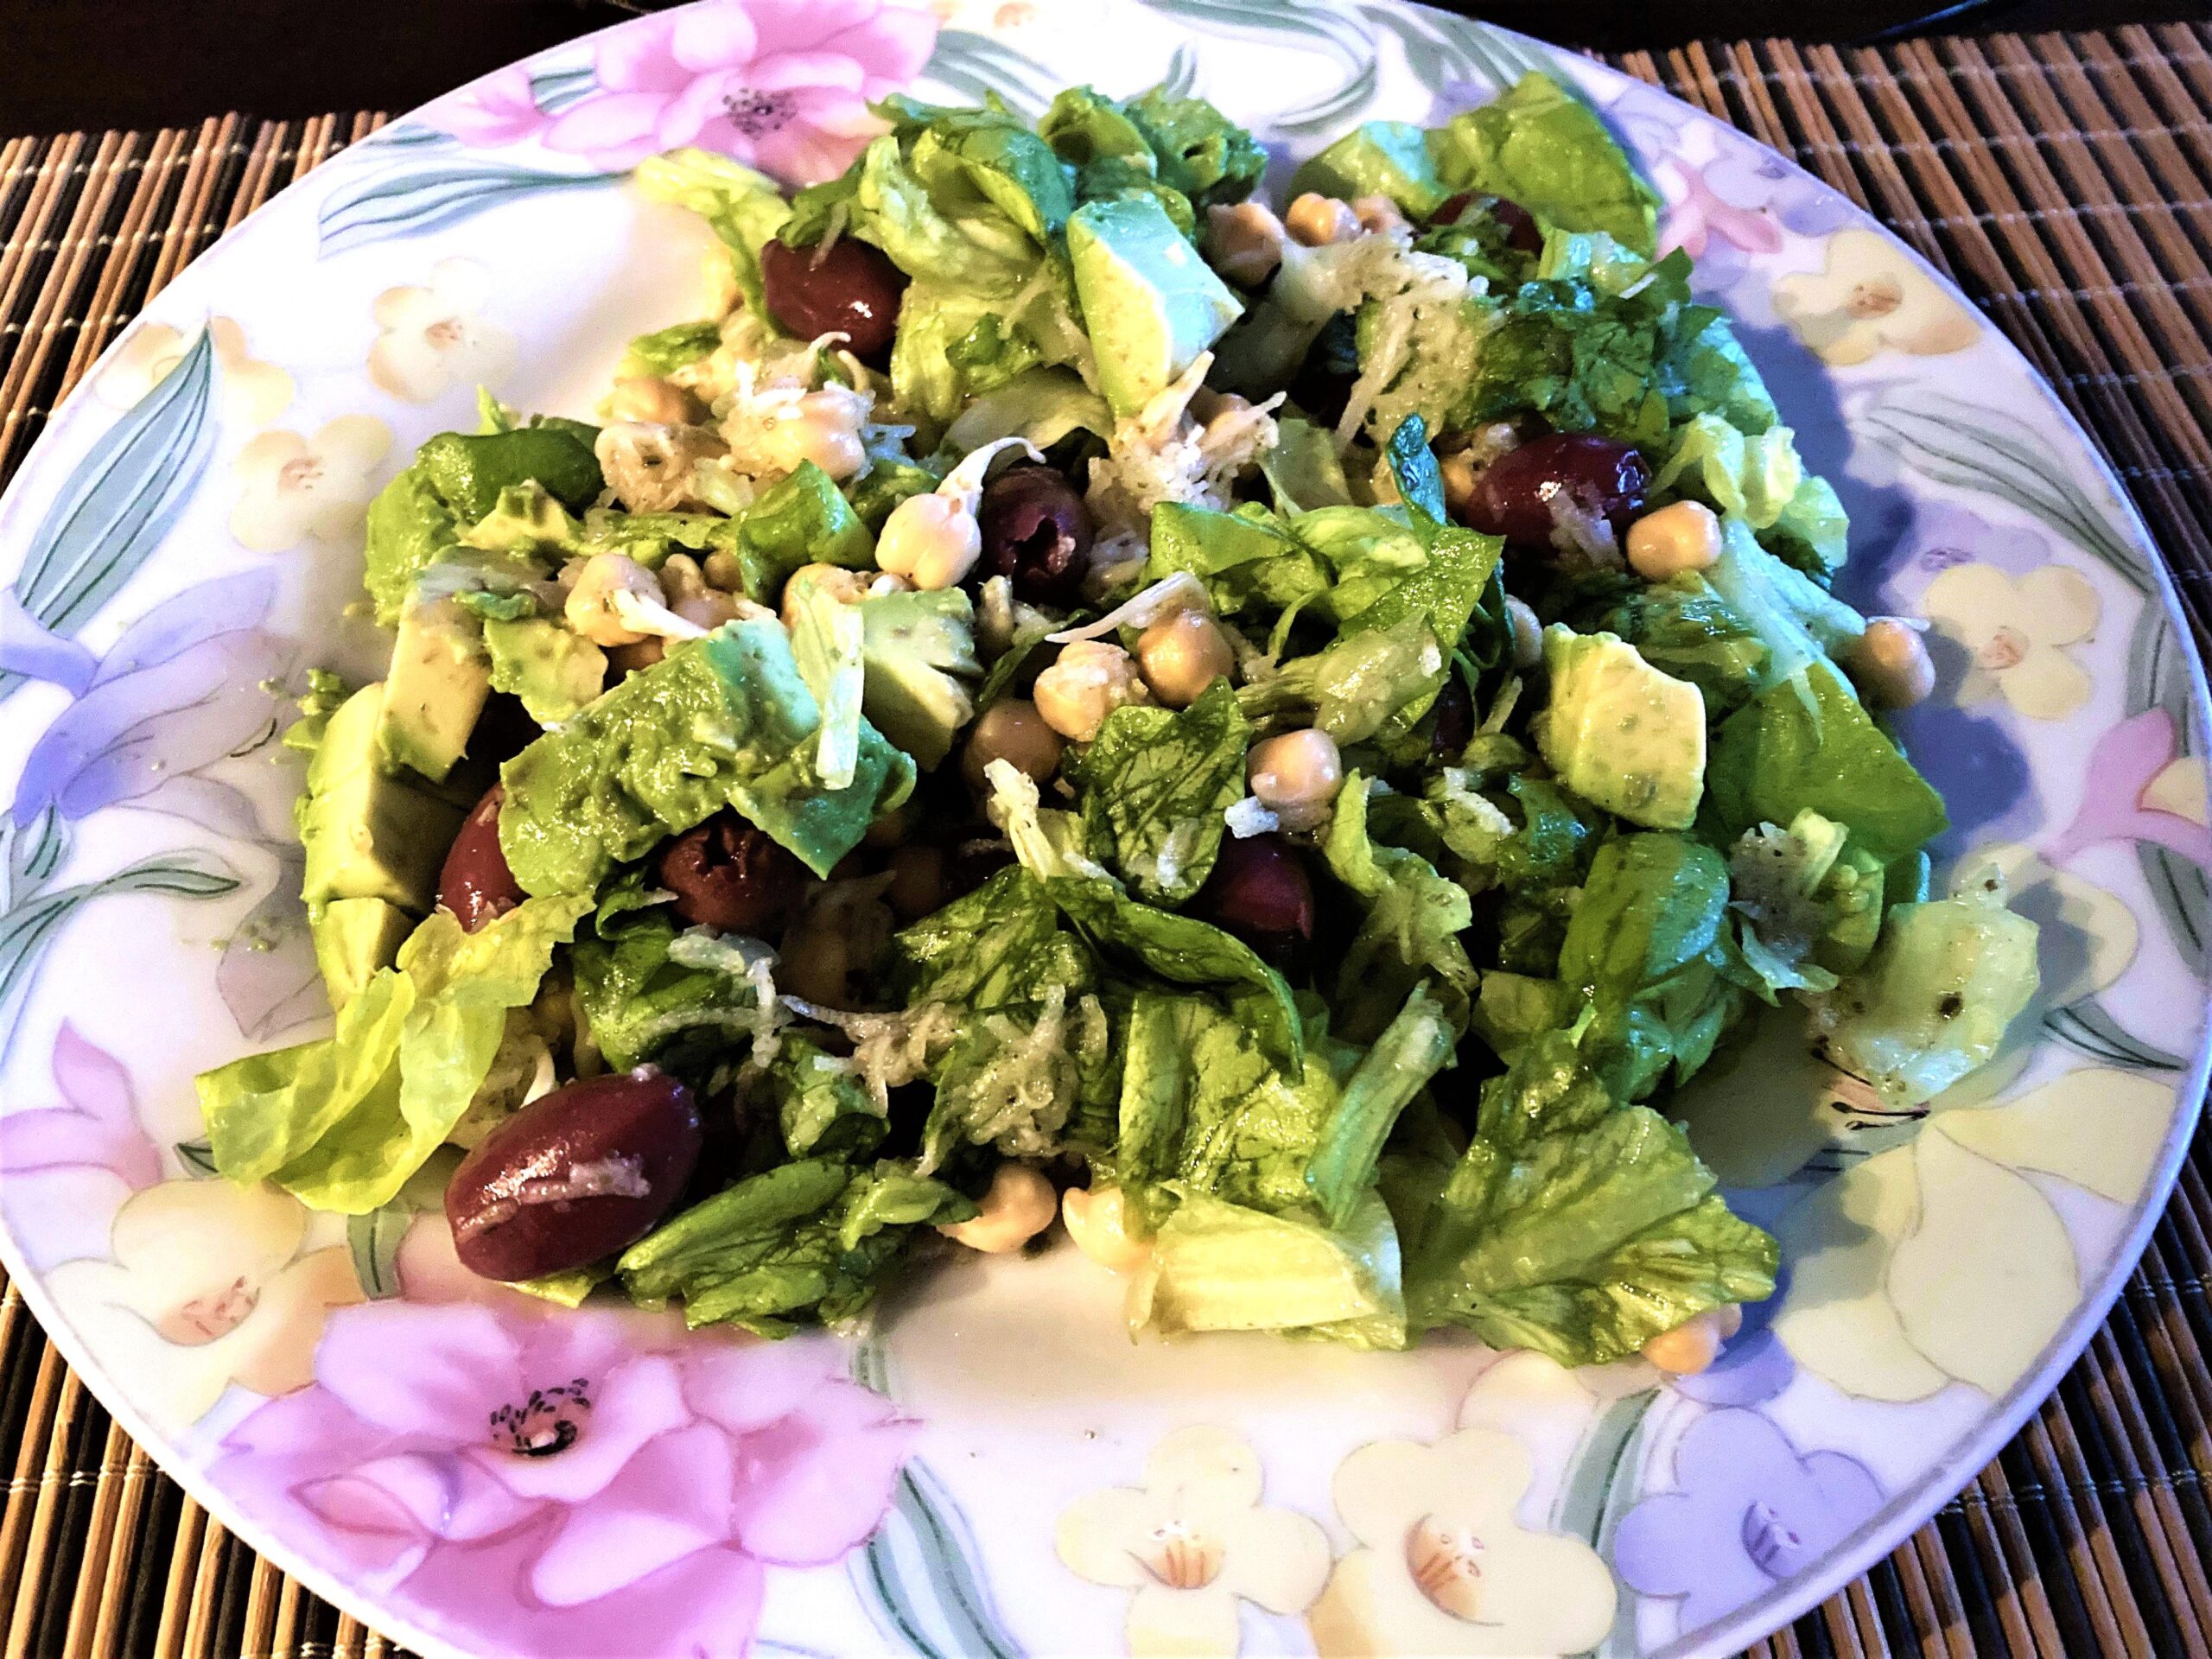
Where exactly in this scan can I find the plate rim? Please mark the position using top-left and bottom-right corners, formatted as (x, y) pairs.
(0, 5), (2202, 1656)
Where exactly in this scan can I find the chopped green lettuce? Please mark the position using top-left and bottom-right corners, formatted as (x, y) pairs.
(1557, 833), (1739, 1100)
(1809, 887), (2040, 1108)
(499, 620), (912, 893)
(1072, 680), (1249, 906)
(571, 906), (774, 1075)
(1428, 72), (1660, 256)
(1402, 1029), (1777, 1363)
(1130, 1185), (1407, 1348)
(618, 320), (721, 382)
(196, 894), (591, 1213)
(618, 1158), (973, 1336)
(1321, 777), (1478, 1039)
(1709, 661), (1948, 864)
(636, 149), (792, 321)
(1292, 120), (1447, 216)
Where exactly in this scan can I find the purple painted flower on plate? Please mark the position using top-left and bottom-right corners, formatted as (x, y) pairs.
(9, 569), (289, 841)
(1612, 1408), (1882, 1632)
(214, 1288), (912, 1659)
(0, 1022), (160, 1189)
(537, 0), (936, 180)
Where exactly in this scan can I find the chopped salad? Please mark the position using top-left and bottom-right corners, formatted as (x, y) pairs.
(195, 73), (2041, 1369)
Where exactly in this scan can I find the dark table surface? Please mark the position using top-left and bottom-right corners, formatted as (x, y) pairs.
(1, 0), (2206, 137)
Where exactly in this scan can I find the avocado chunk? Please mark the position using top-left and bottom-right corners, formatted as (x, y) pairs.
(1290, 121), (1446, 216)
(484, 615), (607, 728)
(1067, 195), (1243, 416)
(310, 896), (414, 1010)
(302, 683), (466, 912)
(1537, 626), (1707, 830)
(377, 598), (493, 783)
(858, 587), (981, 767)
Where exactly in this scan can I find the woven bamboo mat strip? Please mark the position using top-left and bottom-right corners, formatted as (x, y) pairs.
(0, 26), (2209, 1658)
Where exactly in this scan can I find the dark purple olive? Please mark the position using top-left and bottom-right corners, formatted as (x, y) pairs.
(655, 811), (807, 935)
(447, 1068), (702, 1281)
(1194, 834), (1314, 961)
(1455, 433), (1651, 550)
(439, 784), (524, 931)
(1429, 674), (1474, 758)
(759, 237), (907, 365)
(1431, 190), (1543, 253)
(979, 464), (1093, 606)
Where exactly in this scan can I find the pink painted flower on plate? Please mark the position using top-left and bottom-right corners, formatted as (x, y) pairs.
(542, 0), (938, 181)
(424, 65), (554, 149)
(214, 1293), (912, 1658)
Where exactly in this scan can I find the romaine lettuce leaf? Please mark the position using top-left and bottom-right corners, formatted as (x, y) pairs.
(571, 906), (774, 1075)
(1557, 833), (1739, 1099)
(1130, 1185), (1407, 1349)
(1072, 679), (1249, 906)
(889, 864), (1090, 1014)
(1303, 984), (1455, 1227)
(1402, 1031), (1777, 1363)
(636, 149), (791, 321)
(618, 320), (721, 382)
(1115, 989), (1343, 1219)
(1700, 517), (1864, 690)
(1051, 877), (1304, 1074)
(1239, 613), (1447, 745)
(197, 894), (591, 1213)
(786, 573), (868, 791)
(1708, 661), (1948, 864)
(1320, 776), (1477, 1039)
(1809, 887), (2039, 1108)
(617, 1157), (972, 1336)
(1147, 503), (1332, 624)
(499, 620), (912, 893)
(772, 1035), (888, 1160)
(1427, 72), (1660, 256)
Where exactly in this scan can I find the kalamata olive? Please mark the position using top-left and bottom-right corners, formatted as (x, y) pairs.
(655, 810), (806, 935)
(979, 464), (1093, 606)
(447, 1068), (702, 1281)
(759, 237), (907, 365)
(1454, 433), (1651, 551)
(1429, 674), (1474, 758)
(1432, 191), (1543, 253)
(439, 784), (524, 931)
(1194, 834), (1314, 962)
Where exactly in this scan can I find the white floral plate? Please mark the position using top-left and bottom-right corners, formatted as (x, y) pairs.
(0, 3), (2205, 1656)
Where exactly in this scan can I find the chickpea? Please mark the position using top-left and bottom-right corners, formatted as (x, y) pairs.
(886, 843), (946, 921)
(1205, 200), (1289, 286)
(876, 492), (982, 590)
(1284, 192), (1359, 247)
(1641, 1304), (1745, 1376)
(780, 561), (870, 628)
(1032, 640), (1150, 743)
(610, 375), (703, 426)
(1846, 617), (1937, 709)
(1440, 450), (1480, 519)
(962, 699), (1065, 788)
(565, 553), (664, 647)
(759, 389), (867, 480)
(657, 554), (741, 631)
(604, 637), (666, 677)
(1505, 595), (1544, 671)
(702, 548), (747, 594)
(1351, 194), (1409, 235)
(1136, 611), (1236, 708)
(1247, 728), (1344, 830)
(1062, 1184), (1151, 1273)
(1626, 499), (1724, 582)
(938, 1164), (1058, 1254)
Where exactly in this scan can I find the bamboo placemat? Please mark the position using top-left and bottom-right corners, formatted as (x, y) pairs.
(2, 22), (2210, 1658)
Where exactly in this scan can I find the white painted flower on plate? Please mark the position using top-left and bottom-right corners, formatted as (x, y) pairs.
(1058, 1424), (1331, 1657)
(367, 258), (517, 404)
(229, 415), (391, 551)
